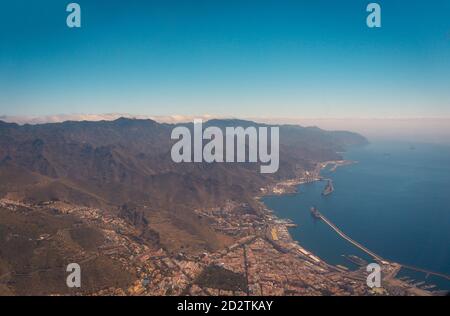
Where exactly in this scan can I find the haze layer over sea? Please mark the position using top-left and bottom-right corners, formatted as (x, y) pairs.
(263, 141), (450, 291)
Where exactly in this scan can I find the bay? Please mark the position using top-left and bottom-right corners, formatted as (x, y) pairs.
(263, 141), (450, 291)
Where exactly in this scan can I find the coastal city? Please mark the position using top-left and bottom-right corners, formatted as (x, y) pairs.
(2, 0), (449, 305)
(0, 161), (438, 296)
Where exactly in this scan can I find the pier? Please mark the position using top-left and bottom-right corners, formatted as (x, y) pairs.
(400, 264), (450, 281)
(312, 207), (450, 282)
(314, 209), (384, 262)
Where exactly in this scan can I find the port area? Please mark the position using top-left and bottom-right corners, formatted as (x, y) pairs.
(324, 160), (356, 172)
(321, 179), (334, 196)
(261, 219), (431, 296)
(254, 162), (442, 295)
(255, 161), (449, 295)
(259, 160), (354, 197)
(1, 159), (444, 296)
(319, 160), (356, 196)
(310, 207), (384, 262)
(309, 206), (450, 294)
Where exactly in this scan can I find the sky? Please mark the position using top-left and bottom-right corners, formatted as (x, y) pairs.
(0, 0), (449, 123)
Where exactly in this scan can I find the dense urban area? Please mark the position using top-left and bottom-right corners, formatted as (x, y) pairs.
(0, 161), (434, 296)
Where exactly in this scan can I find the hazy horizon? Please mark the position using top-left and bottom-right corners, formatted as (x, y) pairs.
(2, 113), (450, 144)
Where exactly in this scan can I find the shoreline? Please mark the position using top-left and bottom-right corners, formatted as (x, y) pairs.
(258, 159), (356, 197)
(255, 160), (358, 270)
(0, 160), (442, 295)
(255, 159), (440, 295)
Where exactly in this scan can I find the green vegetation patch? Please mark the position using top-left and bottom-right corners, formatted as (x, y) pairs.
(195, 265), (247, 292)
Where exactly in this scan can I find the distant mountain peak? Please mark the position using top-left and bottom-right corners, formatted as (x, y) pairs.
(112, 117), (157, 125)
(0, 120), (19, 128)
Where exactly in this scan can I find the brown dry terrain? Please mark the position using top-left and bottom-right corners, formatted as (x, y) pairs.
(0, 118), (366, 251)
(0, 203), (133, 295)
(0, 118), (368, 295)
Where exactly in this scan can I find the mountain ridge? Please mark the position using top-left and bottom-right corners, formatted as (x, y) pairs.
(0, 117), (367, 253)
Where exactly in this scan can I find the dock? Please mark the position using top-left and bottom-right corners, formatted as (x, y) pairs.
(311, 207), (450, 282)
(401, 264), (450, 281)
(316, 210), (384, 262)
(322, 179), (334, 196)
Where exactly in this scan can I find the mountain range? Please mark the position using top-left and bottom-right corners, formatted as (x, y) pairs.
(0, 118), (367, 251)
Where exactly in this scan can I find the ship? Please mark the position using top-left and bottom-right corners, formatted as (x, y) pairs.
(343, 255), (367, 266)
(322, 179), (334, 196)
(310, 207), (322, 219)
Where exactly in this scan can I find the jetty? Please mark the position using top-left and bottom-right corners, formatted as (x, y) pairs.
(312, 208), (384, 262)
(401, 264), (450, 281)
(311, 207), (450, 282)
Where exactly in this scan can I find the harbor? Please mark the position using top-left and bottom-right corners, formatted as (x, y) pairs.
(263, 142), (450, 292)
(310, 207), (384, 263)
(321, 179), (334, 196)
(310, 206), (450, 283)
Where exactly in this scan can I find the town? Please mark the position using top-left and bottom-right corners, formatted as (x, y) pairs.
(0, 160), (434, 296)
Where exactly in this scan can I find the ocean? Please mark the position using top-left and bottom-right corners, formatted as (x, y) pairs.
(262, 141), (450, 291)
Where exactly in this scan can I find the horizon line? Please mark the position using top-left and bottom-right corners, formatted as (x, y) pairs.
(2, 113), (450, 126)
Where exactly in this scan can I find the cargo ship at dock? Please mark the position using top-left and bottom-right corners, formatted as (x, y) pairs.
(310, 207), (322, 219)
(322, 179), (334, 196)
(342, 254), (367, 266)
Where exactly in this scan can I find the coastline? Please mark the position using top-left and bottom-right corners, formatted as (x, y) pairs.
(256, 159), (437, 296)
(0, 157), (438, 296)
(258, 160), (356, 197)
(256, 159), (356, 256)
(255, 160), (365, 272)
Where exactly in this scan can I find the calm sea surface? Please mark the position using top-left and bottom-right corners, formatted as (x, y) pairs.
(263, 142), (450, 291)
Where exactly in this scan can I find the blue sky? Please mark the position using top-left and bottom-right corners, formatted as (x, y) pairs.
(0, 0), (449, 118)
